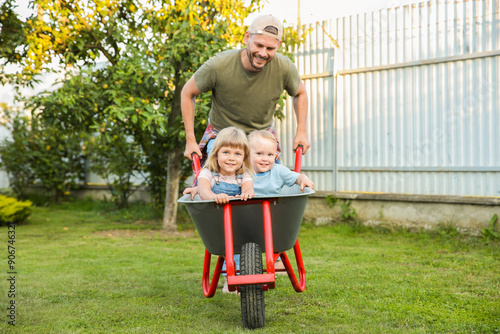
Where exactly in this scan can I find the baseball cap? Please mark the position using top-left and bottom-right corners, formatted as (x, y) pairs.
(249, 14), (283, 41)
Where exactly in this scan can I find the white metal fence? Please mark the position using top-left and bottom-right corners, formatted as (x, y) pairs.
(277, 0), (500, 197)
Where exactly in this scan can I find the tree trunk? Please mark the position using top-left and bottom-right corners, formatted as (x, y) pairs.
(163, 70), (186, 230)
(162, 147), (183, 231)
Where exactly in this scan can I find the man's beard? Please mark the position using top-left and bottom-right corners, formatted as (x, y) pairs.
(246, 49), (271, 71)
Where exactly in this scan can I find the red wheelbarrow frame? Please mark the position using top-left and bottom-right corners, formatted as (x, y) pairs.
(191, 147), (307, 297)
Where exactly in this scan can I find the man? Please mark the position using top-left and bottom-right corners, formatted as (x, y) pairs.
(181, 14), (310, 161)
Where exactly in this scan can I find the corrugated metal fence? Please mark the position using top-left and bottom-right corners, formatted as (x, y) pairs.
(277, 0), (500, 197)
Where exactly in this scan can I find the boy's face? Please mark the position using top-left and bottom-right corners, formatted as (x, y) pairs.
(250, 138), (277, 173)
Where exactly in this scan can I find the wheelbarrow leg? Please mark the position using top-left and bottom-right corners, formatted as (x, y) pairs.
(279, 238), (306, 292)
(202, 250), (225, 298)
(262, 200), (276, 288)
(223, 204), (239, 292)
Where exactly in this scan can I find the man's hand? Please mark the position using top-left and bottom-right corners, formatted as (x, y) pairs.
(184, 140), (202, 160)
(293, 132), (310, 155)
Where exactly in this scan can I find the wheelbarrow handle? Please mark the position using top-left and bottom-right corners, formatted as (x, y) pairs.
(191, 152), (201, 179)
(294, 145), (303, 173)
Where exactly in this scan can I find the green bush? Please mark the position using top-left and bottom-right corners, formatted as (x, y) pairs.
(87, 133), (146, 209)
(0, 111), (36, 199)
(0, 194), (32, 224)
(0, 108), (87, 202)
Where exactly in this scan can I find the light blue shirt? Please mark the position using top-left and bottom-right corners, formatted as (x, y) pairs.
(253, 164), (299, 196)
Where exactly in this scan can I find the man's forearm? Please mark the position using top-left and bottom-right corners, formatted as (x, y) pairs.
(181, 76), (203, 141)
(293, 82), (308, 134)
(182, 96), (197, 142)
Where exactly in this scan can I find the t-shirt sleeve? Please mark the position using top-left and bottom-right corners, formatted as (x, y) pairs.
(284, 59), (301, 97)
(278, 164), (300, 187)
(241, 173), (253, 185)
(194, 56), (217, 93)
(198, 169), (214, 187)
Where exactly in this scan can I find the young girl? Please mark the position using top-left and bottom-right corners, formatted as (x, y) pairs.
(197, 127), (255, 204)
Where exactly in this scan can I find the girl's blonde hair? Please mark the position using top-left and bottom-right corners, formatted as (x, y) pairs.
(204, 127), (254, 176)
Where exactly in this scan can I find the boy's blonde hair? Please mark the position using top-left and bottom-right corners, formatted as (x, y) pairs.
(204, 127), (254, 175)
(248, 130), (277, 147)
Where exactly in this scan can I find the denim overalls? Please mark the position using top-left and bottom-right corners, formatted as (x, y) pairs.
(211, 172), (243, 197)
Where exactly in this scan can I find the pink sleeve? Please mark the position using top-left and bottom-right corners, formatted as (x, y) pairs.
(241, 173), (253, 185)
(198, 169), (213, 187)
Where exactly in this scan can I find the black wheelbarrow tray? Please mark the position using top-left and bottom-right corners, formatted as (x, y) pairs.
(177, 148), (314, 329)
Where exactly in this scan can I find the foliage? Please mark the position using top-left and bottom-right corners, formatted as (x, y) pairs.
(0, 194), (32, 224)
(0, 108), (36, 198)
(86, 132), (146, 208)
(482, 213), (499, 240)
(0, 107), (86, 202)
(325, 195), (358, 223)
(0, 0), (34, 88)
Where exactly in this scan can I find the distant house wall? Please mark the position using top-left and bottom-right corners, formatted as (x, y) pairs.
(0, 123), (10, 189)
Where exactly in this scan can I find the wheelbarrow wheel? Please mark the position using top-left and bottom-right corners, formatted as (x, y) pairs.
(240, 242), (265, 329)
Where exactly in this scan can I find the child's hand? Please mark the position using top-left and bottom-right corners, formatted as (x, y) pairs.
(183, 186), (198, 200)
(297, 175), (315, 191)
(236, 191), (254, 201)
(238, 181), (254, 201)
(214, 193), (232, 204)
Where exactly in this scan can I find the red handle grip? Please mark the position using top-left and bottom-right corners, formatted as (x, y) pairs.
(191, 153), (201, 179)
(294, 145), (303, 173)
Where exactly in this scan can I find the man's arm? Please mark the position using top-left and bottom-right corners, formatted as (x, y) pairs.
(181, 76), (203, 160)
(292, 80), (310, 154)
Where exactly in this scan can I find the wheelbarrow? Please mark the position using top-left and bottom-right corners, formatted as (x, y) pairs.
(177, 146), (314, 329)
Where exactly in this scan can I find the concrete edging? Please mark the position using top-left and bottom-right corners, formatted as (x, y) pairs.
(312, 191), (500, 206)
(305, 192), (500, 234)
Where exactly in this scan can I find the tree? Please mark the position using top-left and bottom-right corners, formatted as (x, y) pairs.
(0, 0), (32, 87)
(1, 0), (263, 229)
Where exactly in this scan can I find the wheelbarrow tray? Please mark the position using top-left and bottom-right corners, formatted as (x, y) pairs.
(178, 185), (314, 256)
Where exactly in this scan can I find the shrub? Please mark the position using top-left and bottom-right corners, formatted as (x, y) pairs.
(0, 109), (87, 202)
(86, 132), (146, 209)
(0, 111), (36, 199)
(0, 194), (32, 224)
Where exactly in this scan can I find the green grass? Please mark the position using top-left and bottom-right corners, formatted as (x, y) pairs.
(1, 199), (499, 333)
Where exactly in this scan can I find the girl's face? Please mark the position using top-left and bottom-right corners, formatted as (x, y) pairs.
(250, 139), (277, 173)
(217, 145), (245, 176)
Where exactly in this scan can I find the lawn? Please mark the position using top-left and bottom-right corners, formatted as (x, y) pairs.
(1, 199), (499, 333)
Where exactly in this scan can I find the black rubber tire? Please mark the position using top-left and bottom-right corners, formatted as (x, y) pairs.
(240, 242), (265, 329)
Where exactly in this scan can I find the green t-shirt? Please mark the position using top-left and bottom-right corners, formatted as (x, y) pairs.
(194, 49), (301, 133)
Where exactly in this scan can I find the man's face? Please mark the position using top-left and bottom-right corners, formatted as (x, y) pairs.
(250, 139), (277, 173)
(243, 32), (281, 72)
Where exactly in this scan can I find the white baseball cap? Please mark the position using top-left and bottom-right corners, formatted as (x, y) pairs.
(249, 14), (283, 41)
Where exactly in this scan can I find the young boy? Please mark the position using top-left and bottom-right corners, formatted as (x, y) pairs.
(248, 130), (314, 195)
